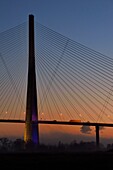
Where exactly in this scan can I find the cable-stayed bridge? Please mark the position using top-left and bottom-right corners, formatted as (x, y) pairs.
(0, 15), (113, 147)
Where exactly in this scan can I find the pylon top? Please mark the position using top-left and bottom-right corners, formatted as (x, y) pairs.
(29, 14), (34, 17)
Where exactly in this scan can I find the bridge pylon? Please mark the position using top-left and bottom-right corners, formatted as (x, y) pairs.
(24, 14), (39, 145)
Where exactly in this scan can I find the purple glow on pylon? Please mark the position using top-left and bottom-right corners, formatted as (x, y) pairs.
(32, 123), (39, 144)
(32, 114), (37, 121)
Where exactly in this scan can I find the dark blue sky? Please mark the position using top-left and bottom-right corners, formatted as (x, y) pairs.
(0, 0), (113, 58)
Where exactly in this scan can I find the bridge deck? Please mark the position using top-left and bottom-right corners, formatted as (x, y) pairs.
(0, 119), (113, 127)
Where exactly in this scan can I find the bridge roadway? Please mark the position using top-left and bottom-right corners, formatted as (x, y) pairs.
(0, 119), (113, 127)
(0, 119), (112, 147)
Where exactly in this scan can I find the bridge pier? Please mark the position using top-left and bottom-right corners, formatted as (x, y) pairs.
(24, 14), (39, 145)
(95, 125), (99, 149)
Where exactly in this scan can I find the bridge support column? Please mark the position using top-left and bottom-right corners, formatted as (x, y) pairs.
(24, 14), (39, 145)
(95, 125), (99, 149)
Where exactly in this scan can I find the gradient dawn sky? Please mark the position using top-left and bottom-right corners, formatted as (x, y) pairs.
(0, 0), (113, 146)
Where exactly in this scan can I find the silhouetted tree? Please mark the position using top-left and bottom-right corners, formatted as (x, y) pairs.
(0, 137), (12, 152)
(13, 138), (25, 152)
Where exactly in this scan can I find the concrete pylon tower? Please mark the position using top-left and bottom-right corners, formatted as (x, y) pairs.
(24, 14), (39, 144)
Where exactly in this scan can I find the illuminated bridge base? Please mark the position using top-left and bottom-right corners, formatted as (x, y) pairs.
(24, 122), (39, 144)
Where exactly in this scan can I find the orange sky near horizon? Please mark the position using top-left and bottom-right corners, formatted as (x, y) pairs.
(0, 123), (113, 146)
